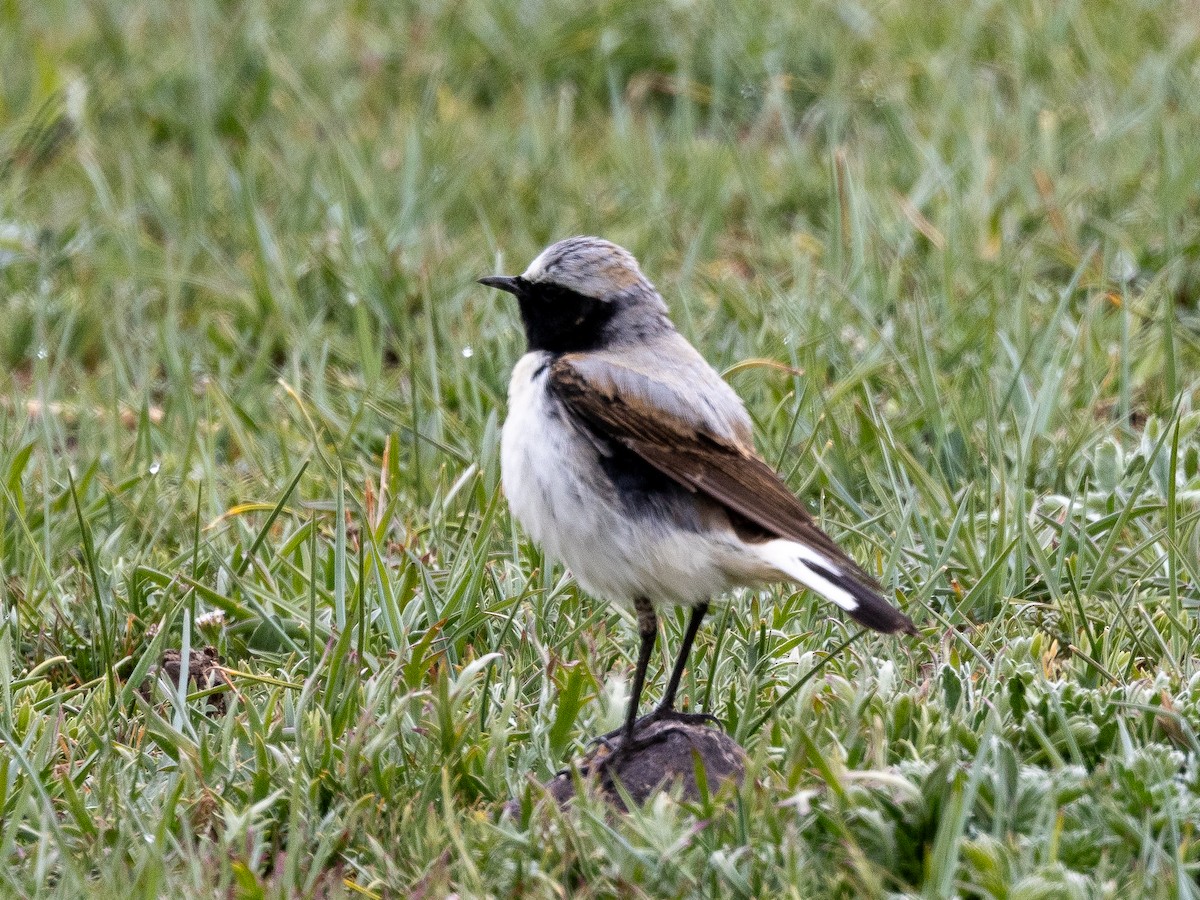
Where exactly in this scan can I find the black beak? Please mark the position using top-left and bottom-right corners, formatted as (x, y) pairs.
(477, 275), (522, 295)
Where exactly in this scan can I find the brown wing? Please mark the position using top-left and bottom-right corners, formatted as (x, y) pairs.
(548, 354), (917, 635)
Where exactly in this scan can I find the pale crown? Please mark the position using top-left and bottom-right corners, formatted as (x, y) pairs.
(522, 236), (648, 300)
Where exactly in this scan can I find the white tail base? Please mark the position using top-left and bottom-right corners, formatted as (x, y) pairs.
(753, 539), (860, 612)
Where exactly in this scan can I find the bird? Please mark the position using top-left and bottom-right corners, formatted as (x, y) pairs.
(480, 236), (917, 757)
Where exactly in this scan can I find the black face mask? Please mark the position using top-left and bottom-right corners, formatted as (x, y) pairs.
(513, 279), (616, 354)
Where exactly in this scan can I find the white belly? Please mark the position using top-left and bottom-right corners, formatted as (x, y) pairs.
(501, 352), (738, 607)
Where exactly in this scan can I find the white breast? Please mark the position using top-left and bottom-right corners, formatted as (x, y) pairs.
(500, 352), (742, 608)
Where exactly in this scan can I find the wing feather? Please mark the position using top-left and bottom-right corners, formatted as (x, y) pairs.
(548, 353), (916, 635)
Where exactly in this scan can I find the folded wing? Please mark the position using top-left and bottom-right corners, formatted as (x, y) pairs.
(548, 353), (917, 635)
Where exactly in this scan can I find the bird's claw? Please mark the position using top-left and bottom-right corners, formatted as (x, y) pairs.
(587, 707), (723, 750)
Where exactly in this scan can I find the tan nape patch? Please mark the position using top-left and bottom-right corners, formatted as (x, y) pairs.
(598, 254), (643, 290)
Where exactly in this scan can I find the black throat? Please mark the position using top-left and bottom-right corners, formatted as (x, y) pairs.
(514, 279), (615, 354)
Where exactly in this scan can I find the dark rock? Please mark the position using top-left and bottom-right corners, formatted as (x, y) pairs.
(141, 647), (229, 715)
(526, 721), (747, 812)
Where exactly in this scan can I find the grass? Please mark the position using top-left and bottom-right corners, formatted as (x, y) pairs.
(2, 0), (1200, 895)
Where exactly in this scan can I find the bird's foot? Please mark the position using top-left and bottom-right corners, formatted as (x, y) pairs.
(553, 709), (723, 786)
(592, 713), (722, 792)
(588, 706), (723, 751)
(557, 726), (673, 781)
(639, 707), (723, 733)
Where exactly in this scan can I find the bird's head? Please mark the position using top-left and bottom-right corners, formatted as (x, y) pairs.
(479, 236), (671, 354)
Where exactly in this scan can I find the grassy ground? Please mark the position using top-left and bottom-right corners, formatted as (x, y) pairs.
(3, 0), (1200, 895)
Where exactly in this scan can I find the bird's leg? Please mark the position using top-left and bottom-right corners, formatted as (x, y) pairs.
(591, 601), (719, 754)
(637, 602), (721, 730)
(621, 596), (658, 744)
(589, 597), (657, 753)
(658, 602), (708, 712)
